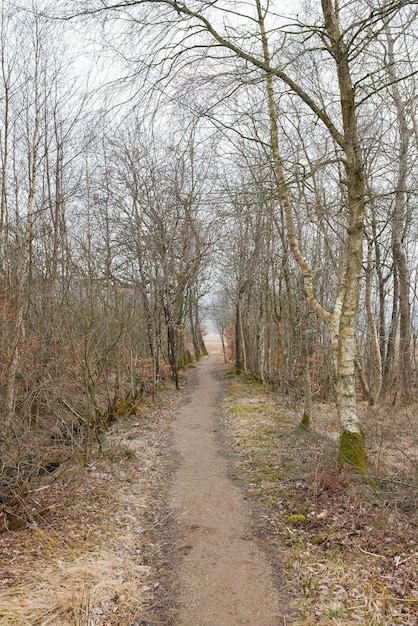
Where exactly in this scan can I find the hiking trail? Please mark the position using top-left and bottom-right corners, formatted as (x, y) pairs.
(169, 353), (283, 625)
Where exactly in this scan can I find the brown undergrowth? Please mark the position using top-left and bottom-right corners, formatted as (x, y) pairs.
(222, 371), (418, 625)
(0, 374), (188, 626)
(1, 360), (416, 625)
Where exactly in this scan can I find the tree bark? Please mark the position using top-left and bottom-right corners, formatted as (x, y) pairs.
(364, 236), (382, 405)
(322, 0), (367, 471)
(235, 297), (244, 374)
(256, 0), (367, 472)
(3, 20), (41, 433)
(386, 31), (414, 401)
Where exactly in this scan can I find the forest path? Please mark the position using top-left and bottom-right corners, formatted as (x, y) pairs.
(169, 354), (283, 625)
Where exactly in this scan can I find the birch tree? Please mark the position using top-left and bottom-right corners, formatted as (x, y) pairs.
(67, 0), (418, 472)
(2, 7), (43, 433)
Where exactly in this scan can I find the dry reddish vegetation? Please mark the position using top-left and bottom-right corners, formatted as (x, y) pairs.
(223, 372), (418, 625)
(0, 380), (183, 626)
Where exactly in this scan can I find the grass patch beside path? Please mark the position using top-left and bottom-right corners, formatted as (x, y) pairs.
(0, 390), (181, 626)
(222, 371), (418, 626)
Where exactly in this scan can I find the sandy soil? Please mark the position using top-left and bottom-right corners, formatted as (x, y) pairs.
(169, 354), (285, 625)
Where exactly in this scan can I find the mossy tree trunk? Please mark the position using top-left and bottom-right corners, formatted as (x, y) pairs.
(322, 0), (367, 471)
(256, 0), (368, 472)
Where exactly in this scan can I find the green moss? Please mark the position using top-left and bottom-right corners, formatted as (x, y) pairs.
(311, 535), (323, 545)
(243, 373), (258, 382)
(230, 404), (251, 415)
(337, 430), (368, 474)
(228, 383), (246, 395)
(282, 458), (294, 469)
(287, 514), (307, 525)
(300, 412), (310, 428)
(263, 405), (276, 415)
(230, 403), (273, 417)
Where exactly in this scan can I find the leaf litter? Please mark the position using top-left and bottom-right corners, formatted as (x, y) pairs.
(222, 372), (418, 625)
(0, 383), (183, 625)
(0, 361), (417, 625)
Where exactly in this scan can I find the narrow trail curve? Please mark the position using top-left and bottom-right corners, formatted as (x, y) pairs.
(170, 354), (284, 626)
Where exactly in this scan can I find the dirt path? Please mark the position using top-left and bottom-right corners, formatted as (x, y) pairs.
(170, 354), (284, 625)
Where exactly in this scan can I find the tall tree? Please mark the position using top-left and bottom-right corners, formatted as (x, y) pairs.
(66, 0), (418, 472)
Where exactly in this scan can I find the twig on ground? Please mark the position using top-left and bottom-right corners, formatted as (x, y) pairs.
(358, 547), (387, 559)
(148, 510), (174, 530)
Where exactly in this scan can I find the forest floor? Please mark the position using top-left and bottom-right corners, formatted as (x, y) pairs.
(0, 351), (417, 625)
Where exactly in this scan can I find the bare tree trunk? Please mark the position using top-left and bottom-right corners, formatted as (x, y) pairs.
(197, 325), (208, 358)
(166, 319), (179, 390)
(369, 196), (387, 367)
(256, 294), (265, 383)
(364, 236), (382, 405)
(322, 0), (367, 472)
(3, 19), (41, 433)
(386, 31), (414, 401)
(235, 296), (244, 374)
(384, 269), (399, 394)
(300, 304), (312, 428)
(256, 0), (367, 472)
(0, 21), (10, 270)
(190, 306), (201, 360)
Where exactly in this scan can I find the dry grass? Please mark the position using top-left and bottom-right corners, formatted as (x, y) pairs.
(0, 550), (149, 625)
(222, 371), (418, 625)
(0, 395), (177, 626)
(1, 362), (416, 625)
